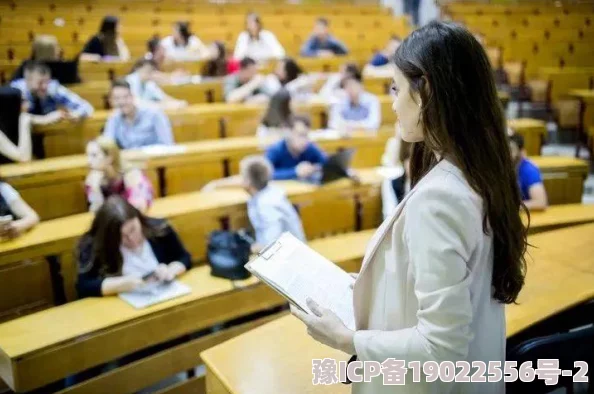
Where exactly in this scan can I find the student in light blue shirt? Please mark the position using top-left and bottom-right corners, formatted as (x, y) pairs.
(300, 18), (348, 57)
(103, 79), (174, 149)
(328, 76), (381, 132)
(11, 62), (93, 125)
(240, 155), (306, 253)
(125, 59), (187, 109)
(509, 133), (548, 210)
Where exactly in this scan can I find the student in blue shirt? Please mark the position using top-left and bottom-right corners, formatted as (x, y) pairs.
(265, 116), (327, 180)
(300, 18), (348, 58)
(328, 76), (381, 132)
(11, 61), (93, 126)
(240, 155), (306, 253)
(103, 79), (174, 149)
(509, 133), (548, 210)
(369, 35), (402, 67)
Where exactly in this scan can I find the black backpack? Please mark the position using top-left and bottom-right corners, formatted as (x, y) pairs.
(207, 230), (253, 280)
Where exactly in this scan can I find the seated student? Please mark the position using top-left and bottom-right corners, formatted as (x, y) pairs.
(11, 62), (93, 126)
(202, 41), (240, 77)
(263, 57), (313, 99)
(0, 179), (39, 239)
(257, 89), (293, 139)
(0, 87), (32, 164)
(161, 21), (210, 61)
(11, 35), (61, 81)
(85, 136), (154, 213)
(80, 16), (130, 62)
(240, 155), (306, 253)
(509, 133), (548, 210)
(224, 57), (269, 104)
(328, 75), (381, 132)
(103, 79), (174, 149)
(318, 62), (361, 102)
(363, 35), (401, 77)
(126, 59), (187, 109)
(265, 115), (327, 180)
(76, 196), (191, 298)
(391, 140), (412, 204)
(300, 17), (348, 58)
(233, 13), (285, 62)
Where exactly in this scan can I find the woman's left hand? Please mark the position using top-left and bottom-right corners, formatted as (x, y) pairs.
(291, 298), (356, 355)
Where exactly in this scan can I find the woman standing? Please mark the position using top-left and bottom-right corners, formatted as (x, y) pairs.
(292, 21), (527, 394)
(233, 13), (285, 62)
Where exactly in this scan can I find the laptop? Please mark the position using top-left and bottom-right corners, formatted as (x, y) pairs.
(312, 148), (356, 184)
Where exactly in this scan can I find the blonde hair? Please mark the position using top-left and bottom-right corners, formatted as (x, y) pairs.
(94, 136), (122, 173)
(32, 35), (59, 61)
(240, 155), (272, 191)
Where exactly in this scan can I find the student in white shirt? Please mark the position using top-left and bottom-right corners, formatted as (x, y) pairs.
(328, 76), (381, 132)
(240, 155), (305, 253)
(318, 62), (361, 103)
(126, 59), (187, 109)
(161, 21), (210, 61)
(233, 13), (285, 62)
(263, 57), (313, 99)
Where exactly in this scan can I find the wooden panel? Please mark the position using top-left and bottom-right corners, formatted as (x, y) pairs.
(206, 368), (231, 394)
(58, 313), (282, 394)
(0, 259), (53, 323)
(168, 212), (222, 264)
(170, 112), (222, 143)
(293, 188), (357, 239)
(164, 160), (225, 196)
(222, 110), (264, 138)
(543, 174), (585, 205)
(155, 376), (205, 394)
(19, 178), (88, 220)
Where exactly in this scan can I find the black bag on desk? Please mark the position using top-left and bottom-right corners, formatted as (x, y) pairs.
(207, 230), (252, 280)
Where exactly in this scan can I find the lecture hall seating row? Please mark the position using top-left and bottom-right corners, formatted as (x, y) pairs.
(2, 221), (594, 393)
(0, 168), (386, 322)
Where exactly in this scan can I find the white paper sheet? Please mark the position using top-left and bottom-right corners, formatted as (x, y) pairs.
(119, 281), (191, 309)
(246, 233), (356, 330)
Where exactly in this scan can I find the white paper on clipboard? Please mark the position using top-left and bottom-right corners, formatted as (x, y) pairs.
(246, 232), (356, 330)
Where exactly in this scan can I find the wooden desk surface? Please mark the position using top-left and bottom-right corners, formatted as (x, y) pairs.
(0, 230), (372, 392)
(508, 118), (546, 132)
(0, 169), (383, 266)
(0, 130), (392, 182)
(201, 224), (594, 394)
(570, 89), (594, 100)
(530, 155), (588, 171)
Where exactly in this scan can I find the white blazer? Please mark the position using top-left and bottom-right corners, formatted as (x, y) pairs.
(352, 159), (506, 394)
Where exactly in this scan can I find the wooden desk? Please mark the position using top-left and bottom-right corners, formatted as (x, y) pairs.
(508, 118), (546, 156)
(1, 130), (391, 220)
(0, 231), (369, 393)
(0, 169), (383, 320)
(201, 224), (594, 394)
(531, 156), (589, 205)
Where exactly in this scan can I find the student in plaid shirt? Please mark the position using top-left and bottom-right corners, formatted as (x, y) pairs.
(10, 61), (93, 126)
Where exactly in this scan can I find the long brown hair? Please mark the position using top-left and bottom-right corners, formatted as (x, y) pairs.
(393, 21), (528, 304)
(98, 16), (119, 57)
(78, 196), (164, 276)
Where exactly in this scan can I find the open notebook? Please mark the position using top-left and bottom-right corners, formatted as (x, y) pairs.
(119, 281), (191, 309)
(246, 232), (356, 330)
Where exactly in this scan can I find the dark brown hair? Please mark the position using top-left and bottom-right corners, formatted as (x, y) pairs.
(394, 21), (528, 304)
(202, 41), (228, 77)
(261, 89), (293, 128)
(98, 15), (119, 57)
(78, 196), (164, 276)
